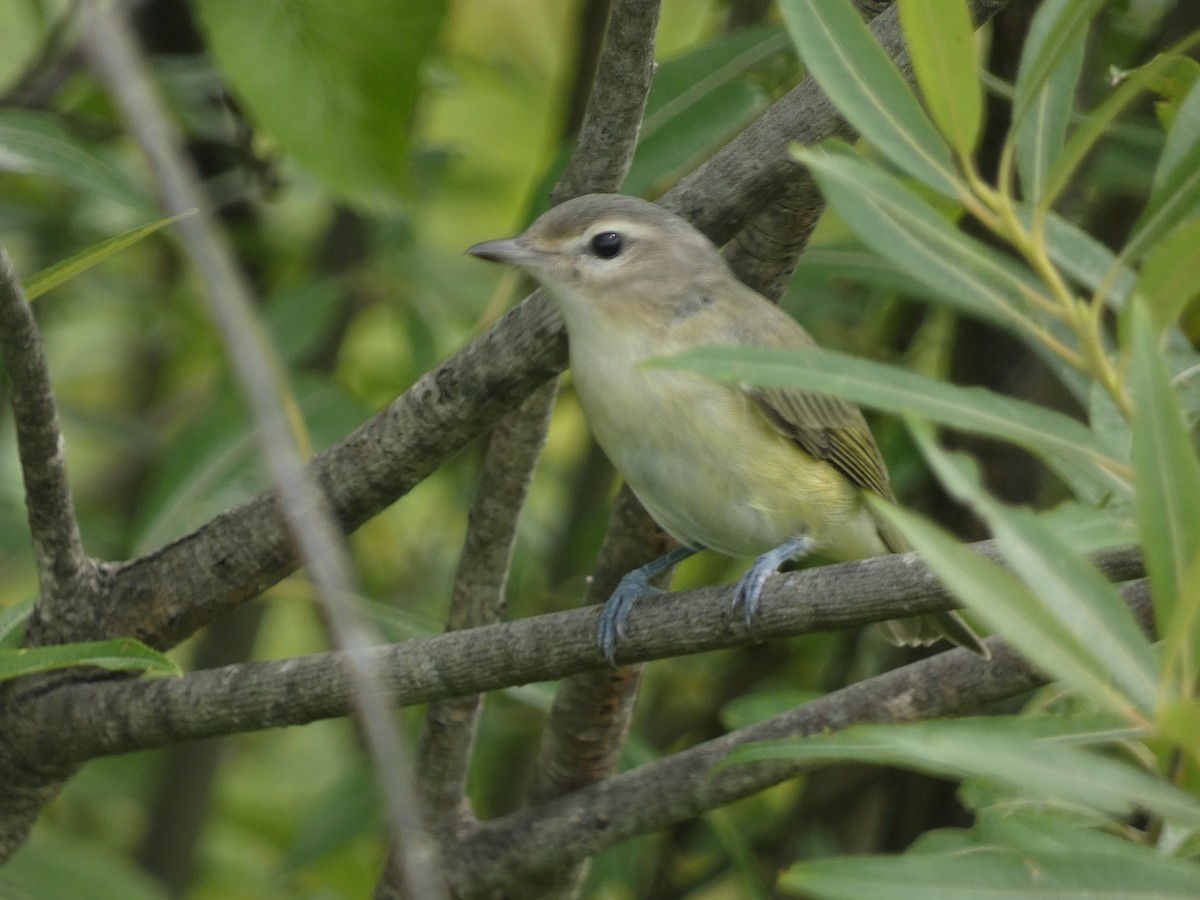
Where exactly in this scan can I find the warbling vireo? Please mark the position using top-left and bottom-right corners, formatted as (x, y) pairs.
(468, 193), (986, 663)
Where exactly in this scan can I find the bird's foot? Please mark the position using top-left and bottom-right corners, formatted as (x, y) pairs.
(597, 574), (663, 666)
(733, 536), (812, 632)
(596, 544), (699, 666)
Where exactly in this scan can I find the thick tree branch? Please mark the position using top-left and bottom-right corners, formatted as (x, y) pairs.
(17, 544), (1143, 763)
(0, 248), (92, 629)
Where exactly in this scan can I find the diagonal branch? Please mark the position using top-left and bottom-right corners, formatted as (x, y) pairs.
(411, 0), (662, 859)
(0, 248), (92, 628)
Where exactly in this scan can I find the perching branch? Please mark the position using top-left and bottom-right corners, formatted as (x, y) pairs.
(15, 543), (1143, 763)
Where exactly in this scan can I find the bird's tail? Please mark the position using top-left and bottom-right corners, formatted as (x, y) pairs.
(880, 611), (990, 657)
(872, 509), (990, 658)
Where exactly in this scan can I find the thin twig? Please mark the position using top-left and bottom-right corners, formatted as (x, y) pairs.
(79, 6), (443, 896)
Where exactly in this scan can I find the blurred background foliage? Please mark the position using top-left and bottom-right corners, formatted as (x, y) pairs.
(0, 0), (1192, 897)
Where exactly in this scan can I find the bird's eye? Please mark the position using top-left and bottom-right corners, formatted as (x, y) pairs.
(590, 231), (623, 259)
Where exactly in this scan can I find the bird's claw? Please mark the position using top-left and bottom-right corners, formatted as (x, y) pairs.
(597, 577), (663, 666)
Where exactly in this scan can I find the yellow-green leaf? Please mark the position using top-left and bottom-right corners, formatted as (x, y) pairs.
(23, 211), (195, 301)
(898, 0), (981, 156)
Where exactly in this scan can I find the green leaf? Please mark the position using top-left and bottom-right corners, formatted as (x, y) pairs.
(624, 27), (786, 197)
(0, 638), (179, 683)
(1128, 300), (1200, 668)
(1122, 86), (1200, 263)
(897, 0), (981, 156)
(1154, 69), (1200, 183)
(23, 212), (195, 301)
(1136, 219), (1200, 331)
(780, 844), (1200, 899)
(779, 0), (960, 196)
(0, 827), (173, 900)
(653, 343), (1129, 497)
(906, 425), (1157, 716)
(1043, 49), (1199, 212)
(1011, 0), (1104, 129)
(868, 495), (1144, 720)
(724, 719), (1200, 827)
(796, 142), (1053, 340)
(1014, 23), (1085, 203)
(0, 599), (33, 650)
(1036, 502), (1136, 556)
(192, 0), (447, 208)
(0, 108), (151, 209)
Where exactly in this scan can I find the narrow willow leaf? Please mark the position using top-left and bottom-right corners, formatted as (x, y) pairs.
(0, 639), (180, 683)
(654, 344), (1129, 497)
(1154, 75), (1200, 192)
(0, 109), (150, 209)
(1122, 80), (1200, 262)
(1137, 219), (1200, 331)
(23, 212), (195, 301)
(1160, 552), (1200, 706)
(897, 0), (981, 156)
(780, 845), (1200, 899)
(724, 720), (1200, 826)
(779, 0), (960, 196)
(1015, 29), (1085, 203)
(1129, 301), (1200, 659)
(1043, 51), (1192, 211)
(1012, 0), (1104, 128)
(796, 142), (1048, 336)
(0, 600), (33, 650)
(869, 497), (1143, 720)
(912, 426), (1158, 715)
(625, 27), (783, 197)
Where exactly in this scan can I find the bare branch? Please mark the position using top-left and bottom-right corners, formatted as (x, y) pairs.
(416, 383), (557, 835)
(20, 544), (1143, 762)
(0, 248), (91, 627)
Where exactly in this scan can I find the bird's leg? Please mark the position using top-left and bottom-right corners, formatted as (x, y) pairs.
(598, 544), (700, 665)
(734, 536), (813, 630)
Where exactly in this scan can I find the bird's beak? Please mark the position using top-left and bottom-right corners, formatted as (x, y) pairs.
(466, 237), (550, 269)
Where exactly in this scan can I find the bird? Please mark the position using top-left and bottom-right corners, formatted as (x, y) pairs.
(467, 193), (987, 664)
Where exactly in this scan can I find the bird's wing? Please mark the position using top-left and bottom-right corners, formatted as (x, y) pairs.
(745, 383), (895, 501)
(675, 276), (897, 503)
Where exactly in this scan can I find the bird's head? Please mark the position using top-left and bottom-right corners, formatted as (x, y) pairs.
(466, 194), (722, 318)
